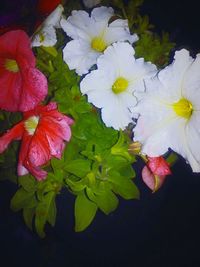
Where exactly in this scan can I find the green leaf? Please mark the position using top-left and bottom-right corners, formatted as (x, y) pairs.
(64, 159), (91, 178)
(47, 195), (57, 227)
(23, 208), (35, 231)
(75, 192), (97, 232)
(10, 188), (35, 212)
(108, 171), (139, 200)
(18, 175), (36, 192)
(87, 187), (119, 215)
(35, 191), (56, 238)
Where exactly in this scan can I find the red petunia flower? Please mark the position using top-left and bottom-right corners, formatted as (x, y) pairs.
(0, 102), (73, 180)
(0, 30), (48, 112)
(142, 156), (171, 192)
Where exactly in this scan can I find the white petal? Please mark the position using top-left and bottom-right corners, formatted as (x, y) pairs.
(102, 104), (133, 130)
(44, 4), (64, 28)
(80, 69), (115, 108)
(60, 10), (92, 40)
(63, 39), (99, 75)
(91, 6), (113, 22)
(31, 26), (57, 47)
(83, 0), (101, 8)
(182, 54), (200, 109)
(104, 19), (138, 45)
(158, 49), (193, 99)
(184, 121), (200, 172)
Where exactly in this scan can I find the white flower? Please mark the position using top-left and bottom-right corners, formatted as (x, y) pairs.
(133, 49), (200, 172)
(80, 42), (157, 130)
(31, 4), (64, 47)
(61, 6), (138, 75)
(83, 0), (101, 8)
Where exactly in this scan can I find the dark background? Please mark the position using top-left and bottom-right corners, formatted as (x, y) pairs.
(1, 1), (200, 266)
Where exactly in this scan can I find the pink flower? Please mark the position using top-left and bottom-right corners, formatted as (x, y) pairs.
(0, 102), (73, 180)
(0, 30), (47, 112)
(142, 156), (171, 192)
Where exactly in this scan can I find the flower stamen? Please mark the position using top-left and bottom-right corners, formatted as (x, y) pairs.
(5, 59), (19, 73)
(112, 77), (129, 94)
(24, 116), (39, 135)
(91, 37), (107, 52)
(173, 98), (193, 119)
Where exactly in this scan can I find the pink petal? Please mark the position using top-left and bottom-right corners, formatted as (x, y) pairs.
(19, 67), (48, 112)
(147, 156), (171, 176)
(142, 166), (167, 191)
(0, 122), (24, 153)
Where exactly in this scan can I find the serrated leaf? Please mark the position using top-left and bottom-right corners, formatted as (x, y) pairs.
(23, 207), (35, 231)
(108, 171), (139, 200)
(35, 191), (56, 238)
(10, 188), (35, 212)
(75, 192), (97, 232)
(65, 159), (91, 178)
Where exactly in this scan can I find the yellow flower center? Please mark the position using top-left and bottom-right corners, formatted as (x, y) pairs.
(5, 59), (19, 73)
(39, 33), (45, 42)
(24, 116), (39, 135)
(112, 77), (129, 94)
(91, 37), (107, 52)
(172, 98), (193, 119)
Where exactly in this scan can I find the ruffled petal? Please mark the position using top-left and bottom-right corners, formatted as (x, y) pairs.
(158, 49), (193, 99)
(104, 19), (138, 45)
(0, 122), (24, 153)
(63, 39), (99, 75)
(91, 6), (113, 22)
(0, 30), (35, 68)
(19, 67), (48, 111)
(101, 104), (133, 130)
(60, 10), (92, 40)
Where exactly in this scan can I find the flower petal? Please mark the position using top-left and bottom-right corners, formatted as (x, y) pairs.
(19, 67), (48, 111)
(31, 26), (57, 47)
(63, 39), (99, 75)
(0, 122), (24, 153)
(91, 6), (113, 22)
(104, 19), (138, 45)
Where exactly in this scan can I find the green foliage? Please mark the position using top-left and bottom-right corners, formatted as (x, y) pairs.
(75, 191), (97, 232)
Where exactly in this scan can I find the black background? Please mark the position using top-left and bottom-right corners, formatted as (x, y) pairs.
(1, 1), (200, 266)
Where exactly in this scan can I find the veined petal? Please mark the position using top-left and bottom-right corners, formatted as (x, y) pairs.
(91, 6), (113, 22)
(63, 39), (99, 75)
(184, 121), (200, 172)
(104, 19), (138, 45)
(19, 67), (48, 111)
(102, 104), (133, 130)
(60, 10), (92, 40)
(158, 49), (193, 98)
(0, 122), (24, 153)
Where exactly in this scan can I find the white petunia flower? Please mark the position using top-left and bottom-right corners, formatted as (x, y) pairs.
(80, 42), (157, 130)
(31, 4), (64, 47)
(83, 0), (101, 8)
(61, 6), (138, 75)
(133, 49), (200, 172)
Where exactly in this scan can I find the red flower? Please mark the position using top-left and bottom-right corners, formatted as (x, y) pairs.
(142, 156), (171, 192)
(0, 102), (73, 180)
(0, 30), (48, 112)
